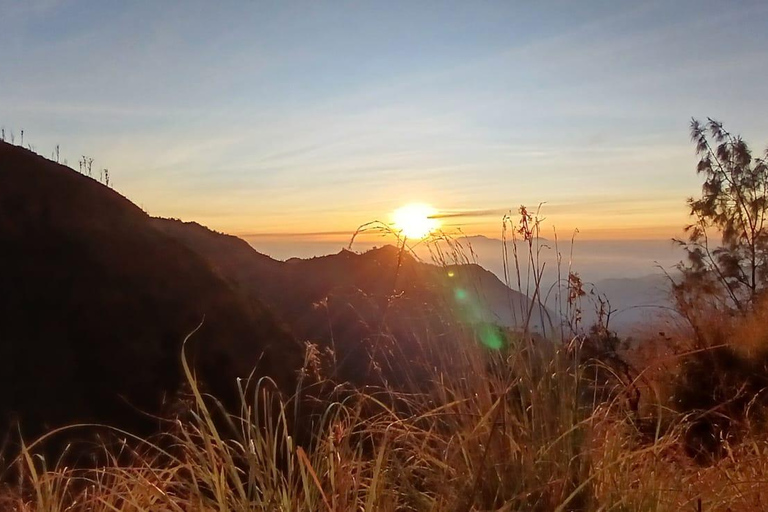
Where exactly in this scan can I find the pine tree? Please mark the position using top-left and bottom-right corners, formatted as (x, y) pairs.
(675, 118), (768, 313)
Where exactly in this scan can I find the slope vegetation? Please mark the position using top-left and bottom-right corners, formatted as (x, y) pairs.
(154, 218), (555, 387)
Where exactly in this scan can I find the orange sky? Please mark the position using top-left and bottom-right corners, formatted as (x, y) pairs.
(222, 195), (692, 243)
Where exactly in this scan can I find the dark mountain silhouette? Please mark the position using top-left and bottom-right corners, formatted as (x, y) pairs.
(0, 142), (302, 443)
(154, 219), (556, 386)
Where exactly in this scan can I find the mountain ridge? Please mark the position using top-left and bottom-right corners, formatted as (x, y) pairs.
(0, 141), (302, 441)
(153, 218), (556, 337)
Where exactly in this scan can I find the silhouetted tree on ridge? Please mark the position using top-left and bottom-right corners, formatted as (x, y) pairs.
(674, 118), (768, 315)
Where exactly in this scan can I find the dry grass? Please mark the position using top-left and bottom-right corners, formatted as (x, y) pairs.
(4, 216), (768, 511)
(5, 332), (768, 511)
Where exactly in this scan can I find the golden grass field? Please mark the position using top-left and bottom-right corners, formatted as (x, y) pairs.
(3, 231), (768, 512)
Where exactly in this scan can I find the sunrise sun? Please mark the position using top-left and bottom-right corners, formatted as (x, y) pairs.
(392, 203), (440, 239)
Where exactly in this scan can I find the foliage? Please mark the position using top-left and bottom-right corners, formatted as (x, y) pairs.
(675, 118), (768, 314)
(6, 311), (768, 511)
(674, 343), (768, 462)
(0, 126), (112, 186)
(667, 119), (768, 465)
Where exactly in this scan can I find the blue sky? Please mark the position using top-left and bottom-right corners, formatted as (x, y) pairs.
(2, 0), (767, 240)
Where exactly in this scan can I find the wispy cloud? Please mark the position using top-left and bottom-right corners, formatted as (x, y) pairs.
(238, 230), (356, 238)
(431, 209), (510, 219)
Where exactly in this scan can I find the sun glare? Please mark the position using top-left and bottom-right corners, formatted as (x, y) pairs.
(392, 203), (439, 239)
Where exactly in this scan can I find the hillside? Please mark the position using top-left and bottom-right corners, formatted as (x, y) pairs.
(154, 219), (555, 386)
(154, 219), (554, 333)
(0, 142), (302, 441)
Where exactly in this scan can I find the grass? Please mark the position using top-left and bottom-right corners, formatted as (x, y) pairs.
(4, 214), (768, 511)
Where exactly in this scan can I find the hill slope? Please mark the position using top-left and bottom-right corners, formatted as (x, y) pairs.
(154, 219), (555, 385)
(0, 142), (301, 440)
(154, 219), (553, 331)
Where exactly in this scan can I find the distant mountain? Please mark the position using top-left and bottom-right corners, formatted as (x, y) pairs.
(249, 233), (684, 326)
(0, 142), (302, 441)
(411, 234), (683, 335)
(154, 219), (556, 385)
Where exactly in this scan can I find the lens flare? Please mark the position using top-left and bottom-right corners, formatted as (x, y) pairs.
(478, 324), (504, 350)
(392, 203), (439, 239)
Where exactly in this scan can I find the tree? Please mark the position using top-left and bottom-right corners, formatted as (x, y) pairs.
(675, 118), (768, 314)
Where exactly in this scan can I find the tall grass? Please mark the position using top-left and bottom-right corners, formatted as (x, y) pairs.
(3, 211), (768, 511)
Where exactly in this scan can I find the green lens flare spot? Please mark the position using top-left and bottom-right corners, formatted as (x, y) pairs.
(479, 324), (503, 350)
(454, 288), (467, 301)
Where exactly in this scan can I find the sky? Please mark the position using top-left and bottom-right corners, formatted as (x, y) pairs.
(2, 0), (768, 251)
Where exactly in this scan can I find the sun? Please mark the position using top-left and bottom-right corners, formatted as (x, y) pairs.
(392, 203), (440, 239)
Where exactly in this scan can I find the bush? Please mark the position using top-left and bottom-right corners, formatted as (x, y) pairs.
(672, 333), (768, 462)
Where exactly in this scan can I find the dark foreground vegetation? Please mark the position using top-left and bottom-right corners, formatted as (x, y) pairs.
(2, 120), (768, 510)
